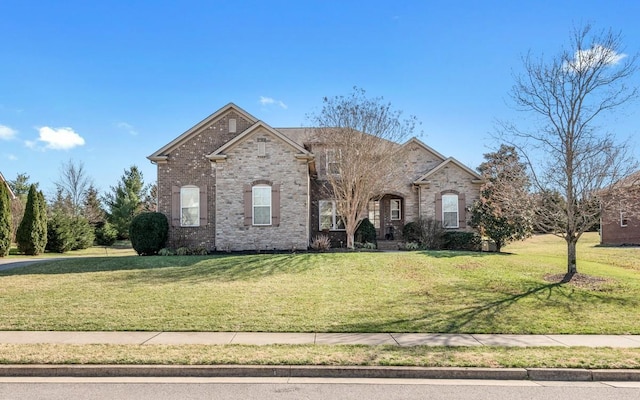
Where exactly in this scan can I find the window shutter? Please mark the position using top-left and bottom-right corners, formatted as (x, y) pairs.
(199, 185), (208, 226)
(458, 193), (466, 228)
(435, 193), (442, 223)
(171, 186), (180, 227)
(243, 184), (252, 226)
(271, 183), (280, 226)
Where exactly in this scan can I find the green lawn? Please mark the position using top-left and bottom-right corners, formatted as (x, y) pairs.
(1, 232), (639, 334)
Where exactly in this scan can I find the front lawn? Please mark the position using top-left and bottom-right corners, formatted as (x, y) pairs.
(1, 233), (639, 334)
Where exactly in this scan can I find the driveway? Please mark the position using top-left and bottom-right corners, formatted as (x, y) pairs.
(0, 257), (56, 271)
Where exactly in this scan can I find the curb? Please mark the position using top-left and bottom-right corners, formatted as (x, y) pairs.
(1, 365), (640, 381)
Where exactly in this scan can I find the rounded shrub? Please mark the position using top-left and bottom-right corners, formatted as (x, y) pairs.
(355, 218), (377, 244)
(129, 212), (169, 256)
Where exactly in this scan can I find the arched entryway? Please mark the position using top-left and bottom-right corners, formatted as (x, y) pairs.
(368, 194), (405, 241)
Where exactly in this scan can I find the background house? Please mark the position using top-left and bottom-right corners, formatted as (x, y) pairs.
(148, 103), (483, 251)
(600, 171), (640, 245)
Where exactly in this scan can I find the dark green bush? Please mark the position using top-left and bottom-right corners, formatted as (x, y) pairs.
(0, 182), (11, 257)
(442, 231), (482, 251)
(71, 216), (95, 250)
(129, 212), (168, 255)
(16, 185), (47, 255)
(402, 221), (421, 243)
(46, 213), (73, 253)
(47, 215), (95, 253)
(95, 221), (118, 246)
(355, 218), (377, 244)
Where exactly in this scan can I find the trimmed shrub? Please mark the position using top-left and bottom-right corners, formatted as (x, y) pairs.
(129, 212), (168, 256)
(442, 231), (482, 251)
(355, 218), (377, 245)
(16, 185), (47, 255)
(0, 182), (11, 257)
(95, 221), (118, 246)
(402, 221), (421, 243)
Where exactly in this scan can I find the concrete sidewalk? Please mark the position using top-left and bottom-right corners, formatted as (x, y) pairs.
(1, 331), (640, 347)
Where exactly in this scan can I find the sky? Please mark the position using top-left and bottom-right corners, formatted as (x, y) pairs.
(1, 0), (640, 198)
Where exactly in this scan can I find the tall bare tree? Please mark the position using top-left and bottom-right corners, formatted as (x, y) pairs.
(55, 159), (93, 217)
(502, 25), (638, 275)
(309, 88), (417, 248)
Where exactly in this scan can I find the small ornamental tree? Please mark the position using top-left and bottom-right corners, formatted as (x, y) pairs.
(16, 185), (48, 255)
(0, 182), (11, 257)
(129, 212), (168, 255)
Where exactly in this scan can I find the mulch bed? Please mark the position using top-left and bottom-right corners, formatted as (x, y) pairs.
(544, 272), (612, 290)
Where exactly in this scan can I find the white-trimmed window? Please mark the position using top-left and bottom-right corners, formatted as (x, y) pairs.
(621, 211), (629, 227)
(252, 185), (272, 225)
(180, 186), (200, 227)
(368, 200), (380, 229)
(319, 200), (345, 231)
(390, 199), (401, 220)
(326, 149), (340, 175)
(442, 194), (459, 228)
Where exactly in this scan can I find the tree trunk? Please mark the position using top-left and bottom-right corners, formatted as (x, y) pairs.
(346, 229), (355, 249)
(566, 238), (578, 275)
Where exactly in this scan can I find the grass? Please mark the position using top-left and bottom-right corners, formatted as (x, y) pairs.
(1, 344), (640, 369)
(5, 240), (136, 258)
(1, 232), (639, 334)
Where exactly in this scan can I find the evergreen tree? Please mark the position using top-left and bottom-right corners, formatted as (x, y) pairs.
(16, 185), (48, 255)
(103, 166), (147, 239)
(470, 145), (534, 252)
(83, 185), (105, 225)
(0, 182), (11, 256)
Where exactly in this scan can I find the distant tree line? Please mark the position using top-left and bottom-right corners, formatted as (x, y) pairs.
(1, 161), (157, 256)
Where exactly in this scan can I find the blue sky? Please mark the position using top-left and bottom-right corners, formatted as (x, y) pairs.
(1, 0), (639, 197)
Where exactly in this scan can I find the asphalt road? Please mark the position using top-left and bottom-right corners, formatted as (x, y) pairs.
(1, 378), (639, 400)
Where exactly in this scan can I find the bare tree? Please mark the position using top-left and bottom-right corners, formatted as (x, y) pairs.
(309, 88), (417, 248)
(502, 25), (638, 275)
(55, 160), (93, 217)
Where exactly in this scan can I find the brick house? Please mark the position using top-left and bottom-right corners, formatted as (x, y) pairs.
(148, 103), (483, 251)
(600, 171), (640, 245)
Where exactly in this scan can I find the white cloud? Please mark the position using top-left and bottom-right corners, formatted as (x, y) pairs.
(35, 126), (85, 150)
(7, 154), (17, 161)
(0, 124), (17, 140)
(564, 45), (627, 72)
(116, 122), (138, 136)
(259, 96), (288, 109)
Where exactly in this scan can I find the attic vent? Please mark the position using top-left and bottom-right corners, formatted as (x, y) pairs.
(257, 137), (267, 157)
(229, 118), (237, 133)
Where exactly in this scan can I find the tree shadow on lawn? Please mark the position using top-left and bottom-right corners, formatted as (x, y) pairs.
(336, 273), (637, 333)
(0, 253), (324, 282)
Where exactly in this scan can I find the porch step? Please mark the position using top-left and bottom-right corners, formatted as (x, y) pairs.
(376, 240), (402, 251)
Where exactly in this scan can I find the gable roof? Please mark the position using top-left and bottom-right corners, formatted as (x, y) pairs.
(208, 121), (314, 162)
(0, 171), (15, 199)
(414, 157), (484, 185)
(148, 102), (258, 162)
(402, 137), (447, 162)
